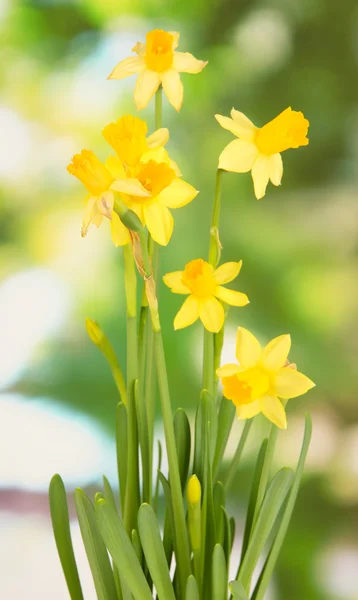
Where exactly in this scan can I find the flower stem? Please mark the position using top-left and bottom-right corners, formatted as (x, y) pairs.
(122, 244), (140, 534)
(155, 86), (163, 129)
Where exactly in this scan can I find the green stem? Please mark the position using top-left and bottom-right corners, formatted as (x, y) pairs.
(155, 86), (163, 129)
(224, 420), (253, 492)
(122, 244), (140, 534)
(251, 425), (278, 529)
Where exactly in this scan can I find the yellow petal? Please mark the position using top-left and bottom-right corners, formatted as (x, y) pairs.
(251, 155), (270, 199)
(163, 271), (190, 294)
(216, 363), (241, 377)
(147, 127), (170, 149)
(157, 178), (198, 208)
(231, 108), (257, 140)
(199, 296), (225, 333)
(144, 202), (174, 246)
(218, 139), (258, 173)
(105, 155), (126, 179)
(134, 70), (161, 110)
(262, 334), (291, 371)
(260, 396), (287, 429)
(215, 112), (256, 141)
(236, 400), (261, 420)
(215, 286), (249, 307)
(141, 147), (170, 165)
(269, 153), (283, 186)
(275, 368), (315, 399)
(132, 42), (146, 56)
(161, 69), (183, 111)
(110, 212), (130, 246)
(174, 295), (199, 330)
(214, 261), (242, 284)
(81, 196), (97, 237)
(111, 178), (150, 197)
(96, 190), (114, 219)
(173, 51), (207, 73)
(236, 327), (261, 368)
(108, 56), (145, 80)
(170, 31), (180, 50)
(170, 159), (181, 176)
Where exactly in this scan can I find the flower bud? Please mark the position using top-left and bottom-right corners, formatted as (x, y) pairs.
(187, 475), (201, 506)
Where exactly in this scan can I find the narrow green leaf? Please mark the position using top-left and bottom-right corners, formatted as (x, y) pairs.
(95, 498), (152, 600)
(212, 398), (235, 480)
(212, 544), (227, 600)
(229, 580), (248, 600)
(224, 419), (252, 492)
(103, 476), (118, 514)
(213, 481), (225, 545)
(252, 414), (312, 600)
(229, 517), (236, 553)
(221, 506), (232, 568)
(131, 529), (142, 563)
(251, 426), (278, 530)
(238, 467), (294, 592)
(159, 471), (175, 566)
(74, 489), (118, 600)
(134, 380), (151, 504)
(241, 438), (268, 561)
(185, 575), (200, 600)
(116, 402), (128, 514)
(49, 474), (84, 600)
(138, 503), (176, 600)
(174, 408), (191, 491)
(153, 440), (162, 513)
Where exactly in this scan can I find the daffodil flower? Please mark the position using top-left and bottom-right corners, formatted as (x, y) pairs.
(108, 29), (207, 111)
(217, 328), (315, 429)
(67, 150), (148, 246)
(163, 259), (249, 333)
(103, 114), (169, 168)
(216, 107), (309, 199)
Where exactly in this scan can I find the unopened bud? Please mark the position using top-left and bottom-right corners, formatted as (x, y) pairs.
(86, 318), (104, 346)
(187, 475), (201, 506)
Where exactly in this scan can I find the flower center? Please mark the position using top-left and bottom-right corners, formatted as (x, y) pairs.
(67, 150), (113, 196)
(255, 107), (309, 156)
(181, 259), (216, 298)
(145, 29), (174, 72)
(137, 161), (175, 198)
(103, 116), (149, 167)
(223, 366), (271, 406)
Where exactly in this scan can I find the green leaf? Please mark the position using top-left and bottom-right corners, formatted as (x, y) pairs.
(252, 414), (312, 600)
(229, 581), (248, 600)
(224, 420), (252, 492)
(153, 440), (162, 513)
(131, 529), (142, 563)
(193, 390), (217, 482)
(103, 476), (118, 514)
(134, 380), (151, 504)
(251, 426), (279, 530)
(241, 438), (268, 561)
(213, 481), (225, 545)
(221, 506), (232, 568)
(95, 498), (152, 600)
(159, 471), (175, 566)
(138, 503), (176, 600)
(74, 489), (118, 600)
(185, 575), (200, 600)
(174, 408), (191, 491)
(49, 474), (84, 600)
(212, 544), (227, 600)
(237, 467), (294, 592)
(116, 402), (128, 514)
(212, 398), (235, 480)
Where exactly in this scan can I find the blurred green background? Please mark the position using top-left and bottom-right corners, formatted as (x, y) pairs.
(0, 0), (357, 598)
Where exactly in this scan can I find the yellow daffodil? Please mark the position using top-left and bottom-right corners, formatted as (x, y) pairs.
(216, 107), (309, 199)
(163, 259), (249, 333)
(105, 147), (197, 246)
(217, 328), (315, 429)
(108, 29), (207, 111)
(67, 150), (147, 246)
(103, 114), (169, 167)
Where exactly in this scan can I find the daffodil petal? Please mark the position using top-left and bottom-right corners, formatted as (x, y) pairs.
(262, 334), (291, 371)
(144, 202), (174, 246)
(110, 212), (130, 246)
(199, 297), (225, 333)
(251, 155), (270, 199)
(236, 400), (261, 420)
(147, 127), (170, 149)
(157, 178), (198, 208)
(96, 190), (114, 219)
(108, 56), (145, 80)
(236, 327), (262, 368)
(174, 295), (199, 330)
(260, 396), (287, 429)
(214, 261), (242, 284)
(170, 159), (181, 176)
(105, 155), (127, 179)
(216, 364), (241, 377)
(134, 70), (161, 110)
(82, 197), (97, 237)
(215, 286), (249, 307)
(275, 368), (315, 399)
(111, 178), (150, 197)
(170, 31), (180, 50)
(161, 69), (183, 111)
(141, 147), (170, 165)
(173, 51), (207, 73)
(218, 139), (258, 173)
(163, 271), (190, 294)
(269, 153), (283, 186)
(215, 113), (256, 141)
(126, 201), (144, 223)
(231, 108), (257, 139)
(132, 42), (146, 56)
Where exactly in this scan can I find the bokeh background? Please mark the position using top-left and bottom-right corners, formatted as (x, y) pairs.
(1, 0), (358, 598)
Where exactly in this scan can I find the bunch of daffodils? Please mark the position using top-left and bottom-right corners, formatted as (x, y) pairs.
(51, 27), (314, 600)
